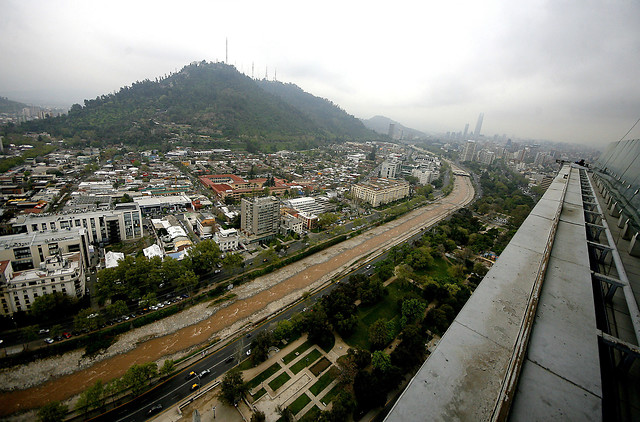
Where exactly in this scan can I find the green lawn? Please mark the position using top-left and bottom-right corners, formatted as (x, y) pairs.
(268, 371), (291, 391)
(289, 393), (311, 415)
(416, 256), (452, 282)
(320, 384), (342, 405)
(299, 405), (321, 422)
(309, 366), (338, 396)
(345, 281), (421, 350)
(282, 340), (312, 364)
(251, 387), (266, 401)
(247, 362), (282, 389)
(290, 349), (322, 374)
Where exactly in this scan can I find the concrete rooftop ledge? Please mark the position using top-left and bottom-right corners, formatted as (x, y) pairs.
(386, 165), (601, 421)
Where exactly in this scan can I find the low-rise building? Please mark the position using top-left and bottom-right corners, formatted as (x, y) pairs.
(350, 178), (410, 207)
(9, 203), (143, 245)
(0, 253), (86, 315)
(213, 228), (239, 252)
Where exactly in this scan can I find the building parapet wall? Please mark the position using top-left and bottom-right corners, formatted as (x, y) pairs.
(386, 164), (601, 421)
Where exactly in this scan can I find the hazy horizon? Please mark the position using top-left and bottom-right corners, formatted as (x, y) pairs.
(2, 0), (639, 148)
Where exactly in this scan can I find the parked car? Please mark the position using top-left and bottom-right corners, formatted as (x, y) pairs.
(147, 404), (163, 415)
(62, 332), (72, 339)
(44, 338), (54, 344)
(39, 329), (50, 334)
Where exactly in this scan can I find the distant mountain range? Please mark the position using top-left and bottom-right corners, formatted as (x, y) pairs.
(361, 115), (427, 140)
(11, 61), (381, 148)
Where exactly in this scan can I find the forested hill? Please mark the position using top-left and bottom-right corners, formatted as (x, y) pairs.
(0, 97), (27, 113)
(16, 61), (380, 147)
(257, 80), (375, 140)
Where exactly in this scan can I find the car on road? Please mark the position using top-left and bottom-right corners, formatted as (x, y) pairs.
(186, 371), (196, 380)
(147, 404), (162, 415)
(190, 383), (199, 391)
(44, 338), (54, 344)
(225, 356), (235, 364)
(199, 369), (210, 378)
(246, 349), (252, 356)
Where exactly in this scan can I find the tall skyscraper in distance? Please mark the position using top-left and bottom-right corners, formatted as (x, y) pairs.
(463, 123), (469, 140)
(388, 123), (396, 138)
(474, 113), (484, 140)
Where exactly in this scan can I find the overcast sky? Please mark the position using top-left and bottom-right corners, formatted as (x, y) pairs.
(2, 0), (639, 148)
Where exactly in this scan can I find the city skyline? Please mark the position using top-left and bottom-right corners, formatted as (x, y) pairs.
(2, 0), (640, 147)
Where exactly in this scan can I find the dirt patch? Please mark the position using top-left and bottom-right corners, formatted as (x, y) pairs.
(309, 357), (331, 377)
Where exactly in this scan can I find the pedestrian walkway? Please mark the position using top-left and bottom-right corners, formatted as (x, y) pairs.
(157, 333), (351, 422)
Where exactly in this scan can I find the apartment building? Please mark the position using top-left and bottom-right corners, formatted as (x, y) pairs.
(350, 178), (410, 207)
(10, 203), (143, 245)
(241, 196), (280, 240)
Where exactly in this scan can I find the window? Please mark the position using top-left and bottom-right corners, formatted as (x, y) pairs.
(13, 247), (31, 260)
(50, 222), (56, 230)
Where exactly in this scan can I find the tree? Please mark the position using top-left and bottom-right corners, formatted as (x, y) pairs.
(20, 325), (39, 349)
(400, 298), (427, 328)
(30, 292), (79, 322)
(186, 239), (221, 275)
(76, 380), (105, 412)
(160, 359), (175, 376)
(317, 212), (338, 230)
(219, 368), (248, 405)
(273, 319), (294, 342)
(407, 246), (434, 270)
(122, 362), (157, 396)
(371, 350), (392, 373)
(304, 307), (334, 349)
(105, 300), (128, 320)
(175, 270), (198, 298)
(222, 252), (243, 270)
(74, 308), (103, 333)
(251, 331), (275, 365)
(251, 410), (266, 422)
(37, 401), (68, 422)
(369, 319), (391, 350)
(337, 354), (358, 386)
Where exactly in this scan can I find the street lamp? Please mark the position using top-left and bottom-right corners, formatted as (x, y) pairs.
(212, 406), (216, 419)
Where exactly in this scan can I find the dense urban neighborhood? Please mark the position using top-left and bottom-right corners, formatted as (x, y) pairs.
(0, 123), (597, 422)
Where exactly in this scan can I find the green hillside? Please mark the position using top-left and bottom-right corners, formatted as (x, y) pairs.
(0, 97), (27, 113)
(16, 61), (379, 148)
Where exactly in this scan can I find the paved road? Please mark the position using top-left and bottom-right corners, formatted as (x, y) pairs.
(0, 172), (473, 417)
(91, 252), (394, 422)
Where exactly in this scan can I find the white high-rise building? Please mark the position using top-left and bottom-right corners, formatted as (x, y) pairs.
(461, 140), (477, 162)
(380, 160), (401, 179)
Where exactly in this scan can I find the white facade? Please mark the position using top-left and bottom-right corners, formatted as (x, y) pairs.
(213, 228), (239, 251)
(283, 197), (326, 216)
(351, 178), (410, 207)
(412, 168), (436, 185)
(461, 140), (476, 162)
(10, 203), (143, 245)
(0, 253), (85, 316)
(380, 160), (401, 179)
(241, 196), (280, 237)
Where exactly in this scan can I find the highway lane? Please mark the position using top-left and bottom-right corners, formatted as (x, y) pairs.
(92, 227), (428, 422)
